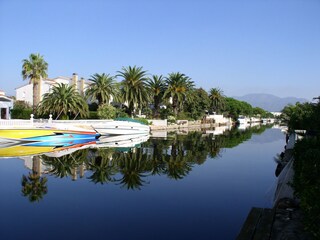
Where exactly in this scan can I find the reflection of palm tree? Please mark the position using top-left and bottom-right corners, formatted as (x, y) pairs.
(21, 173), (48, 202)
(87, 155), (117, 184)
(116, 149), (150, 190)
(42, 150), (87, 179)
(148, 140), (167, 176)
(21, 155), (48, 202)
(163, 141), (193, 180)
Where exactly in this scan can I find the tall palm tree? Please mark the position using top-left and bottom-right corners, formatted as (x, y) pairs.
(86, 73), (119, 106)
(146, 75), (165, 118)
(22, 53), (48, 113)
(209, 88), (225, 114)
(117, 66), (149, 117)
(163, 72), (194, 116)
(37, 83), (89, 119)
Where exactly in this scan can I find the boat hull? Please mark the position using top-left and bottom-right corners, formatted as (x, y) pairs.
(93, 121), (150, 135)
(0, 129), (100, 143)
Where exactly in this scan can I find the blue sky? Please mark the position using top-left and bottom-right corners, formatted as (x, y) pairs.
(0, 0), (319, 100)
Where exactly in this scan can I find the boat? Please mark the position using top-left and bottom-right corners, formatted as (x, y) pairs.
(0, 126), (100, 144)
(92, 118), (150, 135)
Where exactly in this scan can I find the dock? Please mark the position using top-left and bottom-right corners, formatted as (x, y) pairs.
(237, 207), (274, 240)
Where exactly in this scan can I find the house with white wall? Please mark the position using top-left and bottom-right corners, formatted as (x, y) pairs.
(0, 90), (14, 119)
(16, 73), (88, 105)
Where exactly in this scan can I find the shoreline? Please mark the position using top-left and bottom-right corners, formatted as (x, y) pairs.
(237, 133), (312, 240)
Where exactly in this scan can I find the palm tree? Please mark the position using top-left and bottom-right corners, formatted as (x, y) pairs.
(117, 66), (149, 117)
(86, 73), (119, 106)
(146, 75), (165, 118)
(22, 53), (48, 113)
(37, 83), (89, 119)
(209, 88), (225, 114)
(163, 72), (194, 116)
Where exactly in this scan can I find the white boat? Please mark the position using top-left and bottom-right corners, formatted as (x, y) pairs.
(92, 118), (150, 135)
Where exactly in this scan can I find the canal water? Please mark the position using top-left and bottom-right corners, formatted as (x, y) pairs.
(0, 125), (285, 240)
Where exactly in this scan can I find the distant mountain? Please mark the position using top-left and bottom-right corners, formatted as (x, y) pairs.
(233, 93), (308, 112)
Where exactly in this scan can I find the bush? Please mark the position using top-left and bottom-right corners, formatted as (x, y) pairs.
(167, 115), (176, 124)
(97, 105), (117, 119)
(11, 101), (33, 119)
(293, 138), (320, 238)
(88, 111), (98, 119)
(11, 108), (33, 119)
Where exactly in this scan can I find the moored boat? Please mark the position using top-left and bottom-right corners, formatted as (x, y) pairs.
(0, 127), (100, 144)
(92, 118), (150, 135)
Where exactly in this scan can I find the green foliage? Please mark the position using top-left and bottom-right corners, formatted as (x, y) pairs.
(86, 73), (119, 105)
(159, 106), (173, 120)
(209, 88), (225, 114)
(37, 83), (89, 119)
(97, 105), (129, 119)
(134, 118), (149, 125)
(163, 72), (195, 116)
(88, 111), (98, 119)
(11, 100), (33, 119)
(147, 75), (165, 118)
(176, 111), (192, 120)
(167, 115), (176, 123)
(281, 102), (320, 132)
(97, 104), (117, 119)
(224, 97), (254, 120)
(184, 88), (210, 120)
(21, 53), (48, 112)
(293, 138), (320, 238)
(252, 107), (273, 118)
(117, 66), (149, 117)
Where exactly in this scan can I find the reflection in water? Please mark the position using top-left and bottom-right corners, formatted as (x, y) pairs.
(1, 124), (275, 202)
(21, 155), (48, 202)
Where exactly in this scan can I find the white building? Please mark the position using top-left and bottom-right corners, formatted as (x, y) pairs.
(16, 73), (88, 105)
(0, 90), (14, 119)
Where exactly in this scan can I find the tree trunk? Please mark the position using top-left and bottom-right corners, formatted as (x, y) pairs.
(33, 79), (40, 114)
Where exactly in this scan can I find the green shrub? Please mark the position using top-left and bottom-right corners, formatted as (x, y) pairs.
(293, 138), (320, 238)
(11, 108), (33, 119)
(97, 105), (116, 119)
(11, 101), (33, 119)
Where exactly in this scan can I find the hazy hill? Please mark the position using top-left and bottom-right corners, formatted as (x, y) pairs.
(233, 93), (308, 112)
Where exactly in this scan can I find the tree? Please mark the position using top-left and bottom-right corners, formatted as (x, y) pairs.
(163, 72), (194, 116)
(208, 88), (225, 114)
(37, 83), (89, 119)
(22, 53), (48, 114)
(86, 73), (119, 106)
(146, 75), (165, 118)
(117, 66), (149, 117)
(184, 88), (210, 120)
